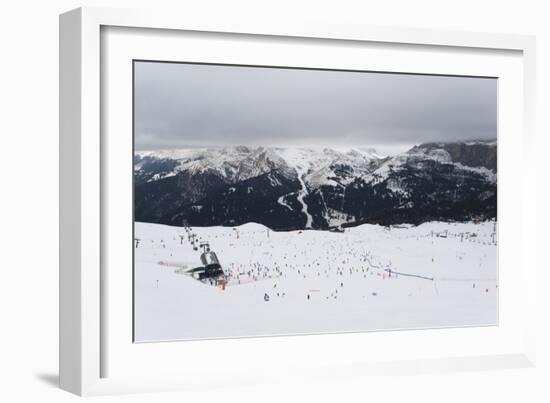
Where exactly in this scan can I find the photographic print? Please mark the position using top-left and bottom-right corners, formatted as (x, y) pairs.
(133, 61), (497, 342)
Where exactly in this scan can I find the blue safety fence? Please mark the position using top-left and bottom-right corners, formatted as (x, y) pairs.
(384, 268), (434, 281)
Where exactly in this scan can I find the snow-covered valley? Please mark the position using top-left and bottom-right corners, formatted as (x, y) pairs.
(134, 220), (497, 342)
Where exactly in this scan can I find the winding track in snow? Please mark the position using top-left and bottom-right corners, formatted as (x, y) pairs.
(294, 165), (313, 228)
(277, 194), (293, 211)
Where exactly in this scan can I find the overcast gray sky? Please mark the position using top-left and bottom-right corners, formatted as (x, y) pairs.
(134, 61), (497, 155)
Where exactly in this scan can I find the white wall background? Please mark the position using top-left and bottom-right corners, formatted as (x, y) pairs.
(0, 0), (548, 402)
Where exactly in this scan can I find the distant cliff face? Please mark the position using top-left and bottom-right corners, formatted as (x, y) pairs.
(134, 141), (497, 230)
(411, 142), (497, 172)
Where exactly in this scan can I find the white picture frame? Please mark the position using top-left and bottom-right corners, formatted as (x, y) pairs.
(59, 6), (538, 396)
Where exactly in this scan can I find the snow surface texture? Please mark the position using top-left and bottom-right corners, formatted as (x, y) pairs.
(134, 221), (497, 342)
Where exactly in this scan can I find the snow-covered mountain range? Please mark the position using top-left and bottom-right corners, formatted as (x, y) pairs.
(134, 141), (497, 230)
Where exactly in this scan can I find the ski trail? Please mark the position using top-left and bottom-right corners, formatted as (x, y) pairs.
(277, 194), (293, 211)
(319, 191), (330, 224)
(294, 165), (313, 228)
(340, 184), (347, 211)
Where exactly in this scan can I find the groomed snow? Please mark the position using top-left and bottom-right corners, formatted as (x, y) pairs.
(134, 221), (497, 342)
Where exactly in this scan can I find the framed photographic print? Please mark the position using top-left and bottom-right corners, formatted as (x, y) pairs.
(132, 60), (499, 343)
(60, 7), (538, 396)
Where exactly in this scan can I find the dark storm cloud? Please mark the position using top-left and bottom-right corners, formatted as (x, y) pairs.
(134, 61), (497, 153)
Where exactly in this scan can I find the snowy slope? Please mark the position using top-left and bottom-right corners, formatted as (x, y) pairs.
(369, 145), (496, 186)
(134, 220), (497, 342)
(136, 146), (295, 183)
(135, 142), (495, 187)
(135, 146), (386, 188)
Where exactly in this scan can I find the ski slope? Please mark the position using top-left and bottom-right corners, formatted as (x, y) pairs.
(294, 167), (313, 228)
(134, 221), (497, 342)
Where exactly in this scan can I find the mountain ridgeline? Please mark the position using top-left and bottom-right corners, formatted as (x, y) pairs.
(134, 142), (497, 230)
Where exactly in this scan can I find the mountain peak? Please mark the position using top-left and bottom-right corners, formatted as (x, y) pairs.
(408, 140), (497, 172)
